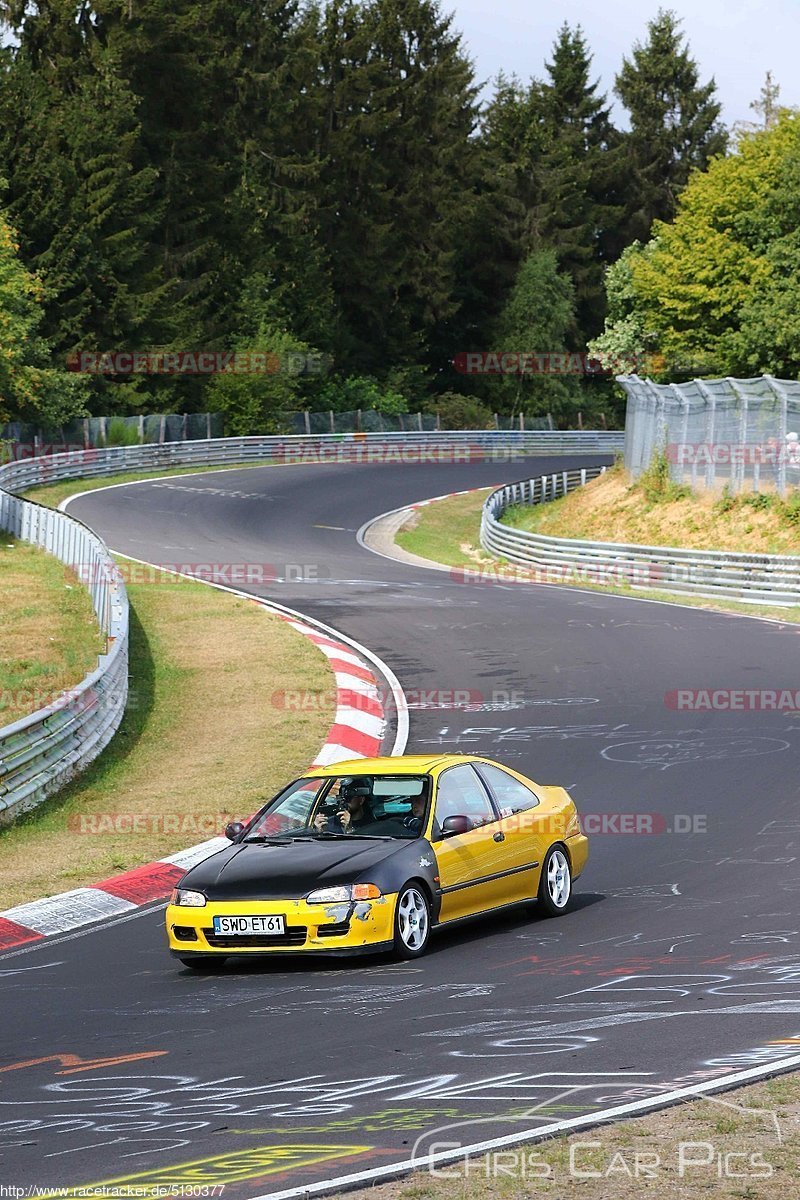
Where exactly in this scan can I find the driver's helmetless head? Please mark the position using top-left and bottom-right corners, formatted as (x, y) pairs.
(340, 777), (371, 806)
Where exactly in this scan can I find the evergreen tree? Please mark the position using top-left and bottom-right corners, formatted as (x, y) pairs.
(535, 24), (626, 340)
(0, 36), (165, 410)
(312, 0), (482, 375)
(614, 9), (727, 240)
(491, 248), (581, 421)
(0, 207), (87, 427)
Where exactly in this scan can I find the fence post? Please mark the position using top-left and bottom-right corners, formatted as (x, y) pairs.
(304, 410), (311, 436)
(158, 414), (165, 445)
(206, 412), (212, 439)
(728, 378), (749, 494)
(765, 376), (789, 497)
(329, 410), (335, 434)
(669, 383), (689, 486)
(696, 380), (717, 491)
(494, 413), (499, 430)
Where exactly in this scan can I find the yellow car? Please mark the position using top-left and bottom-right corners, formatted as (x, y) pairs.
(166, 754), (589, 967)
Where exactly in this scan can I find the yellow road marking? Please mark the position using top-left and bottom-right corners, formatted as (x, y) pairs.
(37, 1144), (372, 1197)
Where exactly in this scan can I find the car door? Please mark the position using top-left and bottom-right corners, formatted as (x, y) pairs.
(473, 762), (551, 902)
(431, 763), (511, 922)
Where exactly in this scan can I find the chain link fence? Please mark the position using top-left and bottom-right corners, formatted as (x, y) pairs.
(619, 375), (800, 495)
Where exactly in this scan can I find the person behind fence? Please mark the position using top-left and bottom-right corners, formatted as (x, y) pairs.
(786, 432), (800, 475)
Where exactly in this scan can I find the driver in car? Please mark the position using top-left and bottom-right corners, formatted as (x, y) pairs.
(402, 793), (427, 832)
(314, 778), (375, 833)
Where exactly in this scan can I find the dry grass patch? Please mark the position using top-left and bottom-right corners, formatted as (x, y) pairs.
(345, 1072), (800, 1200)
(0, 537), (105, 724)
(0, 568), (335, 907)
(504, 463), (800, 554)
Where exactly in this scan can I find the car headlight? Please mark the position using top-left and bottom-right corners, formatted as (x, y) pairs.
(307, 883), (382, 904)
(170, 888), (207, 907)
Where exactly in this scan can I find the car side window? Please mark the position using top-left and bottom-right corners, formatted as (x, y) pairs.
(434, 764), (496, 833)
(476, 763), (540, 814)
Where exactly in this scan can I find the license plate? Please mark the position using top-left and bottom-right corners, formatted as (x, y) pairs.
(213, 915), (285, 935)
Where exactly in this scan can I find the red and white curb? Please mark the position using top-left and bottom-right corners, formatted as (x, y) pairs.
(0, 596), (403, 953)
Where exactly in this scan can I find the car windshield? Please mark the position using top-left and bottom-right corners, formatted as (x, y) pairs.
(242, 775), (431, 840)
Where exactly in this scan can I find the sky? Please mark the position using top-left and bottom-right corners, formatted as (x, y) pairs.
(449, 0), (799, 129)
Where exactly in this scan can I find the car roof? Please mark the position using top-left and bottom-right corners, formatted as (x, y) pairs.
(303, 754), (476, 777)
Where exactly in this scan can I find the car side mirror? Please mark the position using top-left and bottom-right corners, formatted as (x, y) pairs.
(225, 820), (245, 841)
(441, 814), (473, 837)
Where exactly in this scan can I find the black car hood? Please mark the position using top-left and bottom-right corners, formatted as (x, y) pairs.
(181, 837), (414, 901)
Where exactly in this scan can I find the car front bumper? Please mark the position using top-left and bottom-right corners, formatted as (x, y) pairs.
(166, 893), (397, 956)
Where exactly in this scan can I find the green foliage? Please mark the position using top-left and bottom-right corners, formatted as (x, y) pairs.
(598, 113), (800, 379)
(315, 375), (408, 415)
(713, 484), (737, 515)
(0, 3), (731, 427)
(103, 419), (142, 448)
(490, 248), (582, 419)
(0, 210), (87, 427)
(481, 25), (626, 346)
(713, 485), (800, 527)
(614, 9), (727, 240)
(637, 448), (691, 502)
(205, 324), (315, 436)
(427, 392), (494, 430)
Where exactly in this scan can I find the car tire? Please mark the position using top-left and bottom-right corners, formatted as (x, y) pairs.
(393, 884), (431, 958)
(537, 845), (572, 916)
(179, 956), (228, 971)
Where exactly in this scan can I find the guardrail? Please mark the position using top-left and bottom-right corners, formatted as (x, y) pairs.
(0, 428), (620, 823)
(480, 467), (800, 606)
(0, 491), (128, 823)
(0, 429), (622, 493)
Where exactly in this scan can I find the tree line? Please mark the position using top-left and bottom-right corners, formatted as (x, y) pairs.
(0, 3), (726, 432)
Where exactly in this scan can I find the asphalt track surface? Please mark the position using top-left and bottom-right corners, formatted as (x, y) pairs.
(4, 455), (800, 1196)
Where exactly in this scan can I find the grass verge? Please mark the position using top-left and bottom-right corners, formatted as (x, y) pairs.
(395, 491), (497, 568)
(503, 461), (800, 555)
(0, 537), (105, 724)
(395, 487), (800, 623)
(345, 1073), (800, 1200)
(0, 566), (335, 908)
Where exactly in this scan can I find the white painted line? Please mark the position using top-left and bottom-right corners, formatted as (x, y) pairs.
(2, 889), (135, 936)
(333, 707), (384, 738)
(251, 1051), (800, 1200)
(160, 837), (229, 870)
(311, 744), (368, 766)
(314, 645), (366, 670)
(333, 674), (381, 699)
